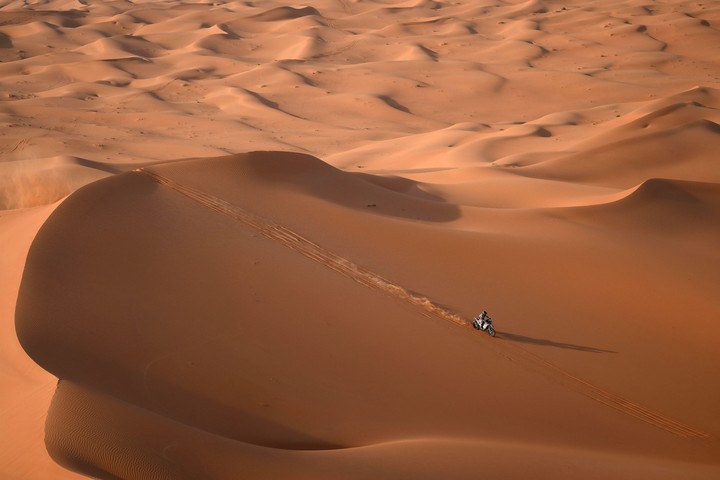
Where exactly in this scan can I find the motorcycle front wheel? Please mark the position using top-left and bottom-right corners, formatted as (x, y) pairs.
(487, 326), (496, 337)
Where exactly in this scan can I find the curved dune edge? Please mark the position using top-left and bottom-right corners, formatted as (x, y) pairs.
(44, 381), (717, 480)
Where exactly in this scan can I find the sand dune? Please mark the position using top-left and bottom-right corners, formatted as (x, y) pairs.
(2, 0), (720, 478)
(15, 152), (720, 478)
(562, 178), (720, 237)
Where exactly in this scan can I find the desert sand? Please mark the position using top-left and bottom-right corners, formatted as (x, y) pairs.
(2, 0), (720, 478)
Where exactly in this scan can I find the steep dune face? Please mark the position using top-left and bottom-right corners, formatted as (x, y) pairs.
(2, 0), (720, 479)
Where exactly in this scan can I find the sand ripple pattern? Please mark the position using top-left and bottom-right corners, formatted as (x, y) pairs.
(138, 168), (710, 440)
(3, 0), (720, 208)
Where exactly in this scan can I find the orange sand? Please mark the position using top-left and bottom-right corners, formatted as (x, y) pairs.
(3, 0), (720, 479)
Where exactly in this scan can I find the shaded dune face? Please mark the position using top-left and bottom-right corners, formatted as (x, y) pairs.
(15, 154), (487, 475)
(14, 153), (517, 476)
(14, 152), (720, 479)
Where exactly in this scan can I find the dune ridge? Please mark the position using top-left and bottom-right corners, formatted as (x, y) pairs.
(2, 0), (720, 479)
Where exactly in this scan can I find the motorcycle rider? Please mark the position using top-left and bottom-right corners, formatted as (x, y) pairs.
(473, 310), (496, 336)
(474, 311), (491, 329)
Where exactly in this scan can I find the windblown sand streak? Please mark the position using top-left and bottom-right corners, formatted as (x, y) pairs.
(137, 168), (710, 440)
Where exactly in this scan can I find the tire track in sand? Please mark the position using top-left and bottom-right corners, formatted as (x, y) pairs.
(497, 343), (710, 439)
(137, 168), (710, 440)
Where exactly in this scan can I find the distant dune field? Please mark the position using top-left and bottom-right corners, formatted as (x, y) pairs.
(2, 0), (720, 479)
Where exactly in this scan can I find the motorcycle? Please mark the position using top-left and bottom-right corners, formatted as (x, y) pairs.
(472, 313), (496, 337)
